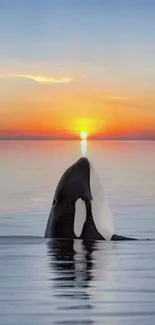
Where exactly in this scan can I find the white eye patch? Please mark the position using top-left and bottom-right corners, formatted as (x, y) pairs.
(90, 164), (115, 241)
(74, 199), (86, 238)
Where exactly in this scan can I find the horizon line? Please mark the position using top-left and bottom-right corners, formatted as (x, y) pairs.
(0, 137), (155, 141)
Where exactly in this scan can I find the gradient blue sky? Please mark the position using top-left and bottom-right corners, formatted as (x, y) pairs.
(0, 0), (155, 139)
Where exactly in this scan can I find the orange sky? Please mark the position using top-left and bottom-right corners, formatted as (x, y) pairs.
(0, 74), (155, 140)
(0, 0), (155, 139)
(0, 1), (155, 140)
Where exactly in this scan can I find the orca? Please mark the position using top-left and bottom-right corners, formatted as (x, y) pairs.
(44, 157), (136, 240)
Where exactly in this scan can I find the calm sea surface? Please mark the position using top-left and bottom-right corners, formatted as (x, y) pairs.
(0, 140), (155, 325)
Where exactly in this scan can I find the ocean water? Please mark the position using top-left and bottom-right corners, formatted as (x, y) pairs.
(0, 140), (155, 325)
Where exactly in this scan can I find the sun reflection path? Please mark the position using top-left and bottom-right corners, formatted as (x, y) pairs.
(81, 139), (87, 156)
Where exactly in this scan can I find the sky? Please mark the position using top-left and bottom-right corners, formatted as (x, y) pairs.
(0, 0), (155, 140)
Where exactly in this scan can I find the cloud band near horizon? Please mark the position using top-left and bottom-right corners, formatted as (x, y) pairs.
(15, 74), (76, 84)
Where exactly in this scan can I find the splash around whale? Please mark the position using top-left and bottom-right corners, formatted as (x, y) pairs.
(45, 157), (136, 241)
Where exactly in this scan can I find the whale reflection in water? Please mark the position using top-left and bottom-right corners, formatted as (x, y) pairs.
(46, 238), (113, 325)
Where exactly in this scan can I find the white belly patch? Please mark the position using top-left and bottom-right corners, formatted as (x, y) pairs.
(74, 199), (86, 238)
(90, 165), (115, 240)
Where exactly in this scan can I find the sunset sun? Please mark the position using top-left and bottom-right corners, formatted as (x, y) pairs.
(80, 132), (88, 140)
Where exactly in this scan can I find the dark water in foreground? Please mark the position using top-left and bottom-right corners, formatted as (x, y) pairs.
(0, 237), (155, 325)
(0, 141), (155, 324)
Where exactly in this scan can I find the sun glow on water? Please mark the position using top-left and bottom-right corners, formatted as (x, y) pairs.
(81, 139), (87, 156)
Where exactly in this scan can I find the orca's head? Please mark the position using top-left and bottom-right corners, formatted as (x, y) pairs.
(45, 157), (115, 240)
(45, 157), (92, 238)
(54, 157), (92, 205)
